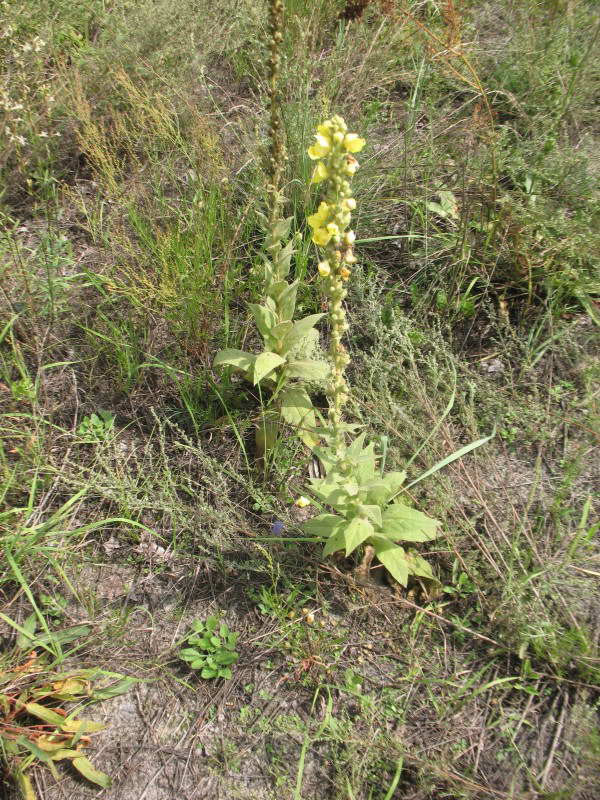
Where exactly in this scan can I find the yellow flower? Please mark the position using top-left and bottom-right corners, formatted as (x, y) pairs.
(317, 121), (333, 137)
(343, 197), (357, 210)
(340, 266), (351, 281)
(310, 162), (328, 184)
(312, 228), (332, 246)
(343, 133), (365, 153)
(344, 230), (356, 245)
(344, 156), (360, 175)
(318, 261), (331, 277)
(307, 133), (331, 160)
(307, 201), (331, 230)
(295, 496), (311, 508)
(326, 222), (340, 237)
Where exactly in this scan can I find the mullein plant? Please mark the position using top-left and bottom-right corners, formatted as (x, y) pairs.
(302, 117), (441, 587)
(214, 0), (326, 454)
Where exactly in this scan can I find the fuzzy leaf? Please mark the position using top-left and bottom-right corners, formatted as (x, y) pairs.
(270, 321), (294, 343)
(285, 360), (329, 382)
(303, 513), (344, 539)
(323, 528), (347, 557)
(280, 387), (319, 447)
(249, 304), (278, 340)
(213, 349), (255, 374)
(253, 352), (286, 384)
(72, 757), (111, 788)
(364, 472), (406, 505)
(343, 517), (374, 557)
(282, 314), (324, 352)
(272, 237), (295, 278)
(381, 503), (440, 542)
(309, 479), (354, 510)
(371, 538), (410, 586)
(277, 280), (299, 321)
(406, 552), (438, 581)
(270, 217), (292, 243)
(359, 505), (383, 528)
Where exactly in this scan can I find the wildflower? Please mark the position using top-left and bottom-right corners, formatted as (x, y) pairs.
(311, 162), (328, 184)
(343, 133), (365, 153)
(271, 520), (285, 535)
(307, 133), (331, 160)
(307, 201), (331, 230)
(326, 222), (340, 237)
(343, 198), (357, 210)
(340, 267), (351, 281)
(318, 261), (331, 277)
(344, 230), (356, 245)
(313, 228), (332, 246)
(295, 496), (311, 508)
(344, 156), (359, 175)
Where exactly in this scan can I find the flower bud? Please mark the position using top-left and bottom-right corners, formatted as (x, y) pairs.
(318, 261), (331, 277)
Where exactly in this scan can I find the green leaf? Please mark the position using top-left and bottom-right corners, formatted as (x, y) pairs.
(270, 321), (294, 342)
(253, 352), (286, 384)
(15, 771), (36, 800)
(24, 703), (66, 727)
(219, 667), (233, 680)
(272, 280), (299, 321)
(270, 217), (292, 243)
(249, 304), (278, 340)
(285, 360), (329, 382)
(91, 676), (137, 701)
(16, 612), (37, 648)
(61, 719), (105, 734)
(381, 503), (440, 542)
(343, 517), (374, 557)
(72, 756), (111, 788)
(213, 349), (256, 374)
(35, 625), (91, 647)
(358, 505), (382, 528)
(406, 552), (438, 582)
(303, 513), (344, 538)
(355, 443), (378, 483)
(215, 651), (238, 665)
(282, 314), (323, 352)
(323, 528), (346, 557)
(279, 386), (318, 447)
(180, 648), (200, 660)
(201, 668), (217, 679)
(371, 539), (409, 586)
(191, 659), (205, 669)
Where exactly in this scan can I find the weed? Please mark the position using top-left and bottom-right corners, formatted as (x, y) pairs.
(179, 616), (239, 680)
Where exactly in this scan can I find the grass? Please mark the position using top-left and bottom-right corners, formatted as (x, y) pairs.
(1, 0), (599, 798)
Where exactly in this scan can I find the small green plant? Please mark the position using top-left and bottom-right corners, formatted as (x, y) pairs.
(76, 410), (115, 443)
(301, 117), (441, 587)
(179, 616), (239, 680)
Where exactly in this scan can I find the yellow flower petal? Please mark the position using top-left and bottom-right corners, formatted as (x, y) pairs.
(344, 133), (365, 153)
(295, 496), (311, 508)
(307, 142), (328, 160)
(312, 228), (332, 246)
(310, 162), (328, 184)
